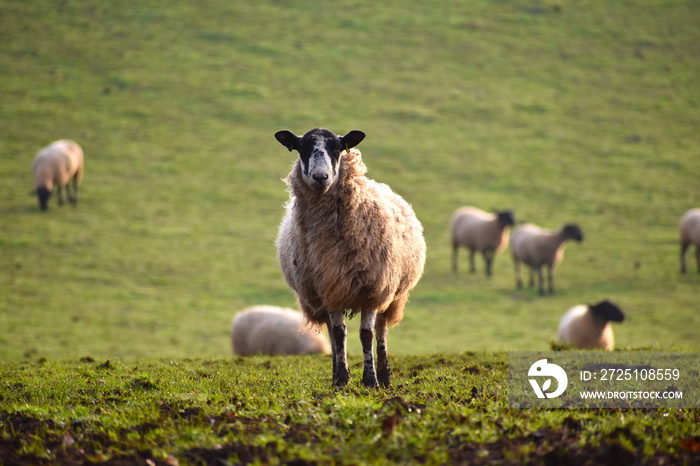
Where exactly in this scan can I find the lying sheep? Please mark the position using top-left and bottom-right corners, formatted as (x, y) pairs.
(32, 140), (84, 210)
(451, 207), (515, 277)
(511, 222), (584, 295)
(231, 305), (331, 356)
(275, 128), (426, 388)
(557, 300), (625, 350)
(679, 208), (700, 274)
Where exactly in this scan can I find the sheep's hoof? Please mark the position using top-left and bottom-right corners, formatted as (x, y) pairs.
(362, 374), (378, 388)
(332, 371), (350, 388)
(377, 369), (391, 388)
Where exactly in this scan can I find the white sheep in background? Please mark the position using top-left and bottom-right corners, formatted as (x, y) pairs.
(679, 208), (700, 274)
(274, 128), (426, 388)
(32, 140), (84, 210)
(557, 300), (625, 350)
(231, 306), (331, 356)
(511, 222), (584, 295)
(450, 207), (515, 277)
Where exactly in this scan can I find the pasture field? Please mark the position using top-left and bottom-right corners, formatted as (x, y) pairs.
(1, 0), (698, 361)
(0, 0), (699, 462)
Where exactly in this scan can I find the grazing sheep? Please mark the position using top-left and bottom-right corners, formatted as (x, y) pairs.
(511, 222), (584, 295)
(231, 305), (331, 356)
(451, 207), (515, 277)
(679, 208), (700, 274)
(32, 140), (84, 210)
(275, 128), (426, 388)
(557, 300), (625, 350)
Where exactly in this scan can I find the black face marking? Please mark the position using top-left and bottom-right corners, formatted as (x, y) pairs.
(37, 186), (51, 210)
(297, 129), (342, 176)
(276, 128), (365, 195)
(590, 300), (625, 322)
(497, 210), (516, 227)
(563, 224), (584, 242)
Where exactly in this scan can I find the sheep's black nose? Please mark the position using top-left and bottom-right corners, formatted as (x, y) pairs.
(313, 173), (329, 183)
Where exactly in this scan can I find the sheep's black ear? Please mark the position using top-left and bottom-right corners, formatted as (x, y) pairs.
(275, 130), (300, 152)
(341, 130), (365, 149)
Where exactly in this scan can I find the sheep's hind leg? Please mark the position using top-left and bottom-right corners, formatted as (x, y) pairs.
(56, 185), (64, 206)
(360, 310), (378, 388)
(375, 313), (391, 387)
(67, 176), (79, 205)
(328, 311), (349, 387)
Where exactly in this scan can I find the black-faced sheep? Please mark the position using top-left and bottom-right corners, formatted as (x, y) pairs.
(511, 222), (584, 295)
(32, 140), (84, 210)
(275, 128), (426, 388)
(450, 207), (515, 277)
(231, 306), (331, 356)
(679, 208), (700, 274)
(557, 300), (625, 350)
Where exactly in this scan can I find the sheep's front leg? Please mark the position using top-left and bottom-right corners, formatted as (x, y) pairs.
(514, 260), (523, 289)
(360, 310), (378, 388)
(536, 266), (545, 295)
(452, 245), (459, 274)
(375, 313), (390, 387)
(328, 311), (349, 387)
(483, 250), (494, 277)
(546, 265), (555, 294)
(680, 242), (689, 273)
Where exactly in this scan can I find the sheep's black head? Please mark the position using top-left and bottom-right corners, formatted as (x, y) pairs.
(589, 300), (625, 323)
(275, 128), (365, 195)
(36, 186), (51, 210)
(496, 210), (515, 228)
(563, 223), (584, 242)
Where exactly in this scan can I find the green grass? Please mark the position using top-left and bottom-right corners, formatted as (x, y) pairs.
(0, 1), (699, 460)
(1, 355), (699, 464)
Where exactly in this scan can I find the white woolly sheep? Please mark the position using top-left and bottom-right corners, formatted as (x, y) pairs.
(511, 222), (584, 295)
(679, 208), (700, 274)
(274, 128), (426, 388)
(451, 207), (515, 277)
(231, 305), (331, 356)
(557, 300), (625, 350)
(32, 139), (84, 210)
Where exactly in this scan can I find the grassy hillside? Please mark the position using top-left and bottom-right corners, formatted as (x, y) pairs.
(1, 0), (699, 360)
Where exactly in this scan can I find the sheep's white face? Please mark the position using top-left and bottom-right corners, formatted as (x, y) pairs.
(275, 128), (366, 195)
